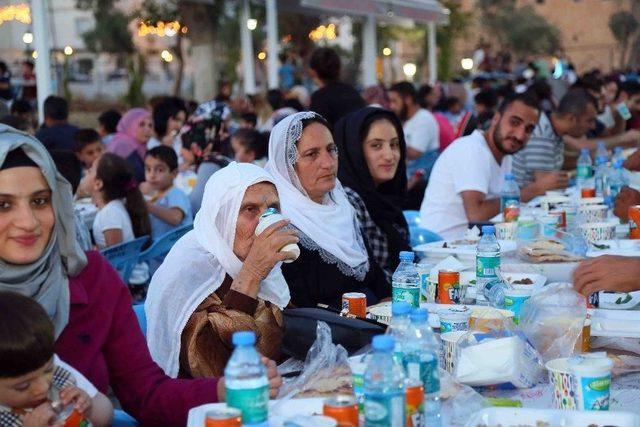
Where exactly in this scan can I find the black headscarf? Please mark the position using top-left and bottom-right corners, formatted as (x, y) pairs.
(334, 107), (410, 268)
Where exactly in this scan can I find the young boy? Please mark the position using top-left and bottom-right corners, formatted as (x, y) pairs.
(0, 291), (113, 427)
(73, 129), (104, 170)
(143, 146), (193, 239)
(230, 128), (267, 166)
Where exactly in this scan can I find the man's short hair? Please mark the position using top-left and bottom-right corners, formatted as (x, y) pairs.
(233, 128), (267, 159)
(619, 80), (640, 99)
(474, 90), (499, 109)
(43, 96), (69, 121)
(556, 88), (598, 117)
(146, 145), (178, 171)
(152, 96), (187, 137)
(497, 92), (541, 115)
(98, 109), (122, 134)
(389, 81), (418, 103)
(74, 128), (101, 152)
(309, 48), (341, 82)
(241, 112), (258, 127)
(10, 99), (32, 115)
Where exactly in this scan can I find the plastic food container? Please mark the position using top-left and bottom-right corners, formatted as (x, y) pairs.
(438, 307), (471, 333)
(571, 356), (614, 411)
(503, 288), (533, 325)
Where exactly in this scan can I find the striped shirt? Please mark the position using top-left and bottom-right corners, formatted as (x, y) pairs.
(512, 113), (564, 187)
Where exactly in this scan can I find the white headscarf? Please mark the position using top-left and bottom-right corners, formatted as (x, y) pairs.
(145, 162), (290, 377)
(265, 112), (369, 280)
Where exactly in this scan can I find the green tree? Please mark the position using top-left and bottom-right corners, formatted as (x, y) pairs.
(436, 0), (472, 80)
(478, 0), (560, 57)
(609, 11), (639, 69)
(76, 0), (144, 106)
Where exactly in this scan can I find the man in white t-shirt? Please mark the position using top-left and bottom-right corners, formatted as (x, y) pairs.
(420, 93), (565, 239)
(388, 81), (440, 178)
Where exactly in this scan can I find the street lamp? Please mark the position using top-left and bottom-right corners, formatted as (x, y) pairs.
(382, 47), (392, 57)
(63, 45), (73, 56)
(31, 50), (37, 59)
(403, 63), (417, 80)
(247, 18), (257, 31)
(22, 32), (33, 44)
(257, 51), (266, 60)
(460, 58), (473, 70)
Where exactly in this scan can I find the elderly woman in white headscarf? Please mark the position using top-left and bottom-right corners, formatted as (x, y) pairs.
(145, 162), (297, 379)
(265, 112), (390, 309)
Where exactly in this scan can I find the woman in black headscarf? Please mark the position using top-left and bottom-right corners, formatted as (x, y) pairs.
(334, 107), (411, 280)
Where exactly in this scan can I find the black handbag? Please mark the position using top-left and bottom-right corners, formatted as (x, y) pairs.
(282, 307), (387, 360)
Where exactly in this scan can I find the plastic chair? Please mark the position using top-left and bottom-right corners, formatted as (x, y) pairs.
(138, 224), (193, 268)
(403, 210), (422, 227)
(132, 303), (147, 337)
(100, 236), (150, 284)
(410, 226), (443, 247)
(112, 410), (139, 427)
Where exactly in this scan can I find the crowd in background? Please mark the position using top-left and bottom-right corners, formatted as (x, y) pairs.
(2, 45), (640, 426)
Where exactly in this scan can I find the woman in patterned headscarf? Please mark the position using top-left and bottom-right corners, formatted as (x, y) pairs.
(265, 112), (390, 309)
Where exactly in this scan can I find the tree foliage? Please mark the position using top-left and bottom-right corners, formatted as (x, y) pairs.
(76, 0), (134, 54)
(478, 0), (560, 57)
(609, 10), (639, 68)
(436, 0), (472, 80)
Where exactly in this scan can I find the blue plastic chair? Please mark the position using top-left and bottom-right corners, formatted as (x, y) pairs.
(410, 226), (443, 247)
(112, 409), (139, 427)
(132, 303), (147, 337)
(403, 210), (421, 228)
(100, 236), (150, 283)
(138, 224), (193, 269)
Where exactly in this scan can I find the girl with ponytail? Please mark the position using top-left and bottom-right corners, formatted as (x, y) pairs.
(85, 152), (151, 248)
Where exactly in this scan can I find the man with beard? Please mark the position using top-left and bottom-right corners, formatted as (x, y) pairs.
(419, 93), (565, 239)
(388, 82), (440, 179)
(512, 88), (597, 187)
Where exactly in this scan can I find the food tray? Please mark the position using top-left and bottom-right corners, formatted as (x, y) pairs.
(187, 398), (325, 427)
(591, 308), (640, 338)
(414, 240), (517, 263)
(465, 407), (640, 426)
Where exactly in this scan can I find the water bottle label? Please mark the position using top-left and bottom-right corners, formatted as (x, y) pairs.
(577, 165), (592, 179)
(392, 283), (420, 308)
(500, 196), (519, 212)
(404, 355), (440, 394)
(226, 384), (269, 424)
(364, 391), (405, 427)
(595, 176), (604, 195)
(476, 255), (500, 278)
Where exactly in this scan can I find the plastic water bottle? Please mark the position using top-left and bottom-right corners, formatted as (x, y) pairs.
(500, 173), (520, 212)
(476, 225), (501, 299)
(608, 159), (628, 207)
(483, 277), (507, 308)
(595, 141), (609, 165)
(364, 335), (406, 427)
(403, 309), (441, 426)
(612, 146), (624, 166)
(576, 148), (593, 187)
(387, 301), (412, 363)
(225, 331), (269, 426)
(392, 252), (421, 308)
(594, 157), (609, 199)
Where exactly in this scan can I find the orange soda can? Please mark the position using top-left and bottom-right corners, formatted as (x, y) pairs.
(437, 270), (460, 304)
(204, 408), (242, 427)
(581, 188), (596, 198)
(629, 206), (640, 239)
(323, 395), (359, 427)
(342, 292), (367, 318)
(405, 380), (425, 427)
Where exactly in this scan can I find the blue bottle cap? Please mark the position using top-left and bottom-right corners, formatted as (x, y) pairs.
(597, 141), (605, 148)
(482, 225), (496, 235)
(504, 173), (514, 180)
(372, 334), (395, 352)
(399, 251), (415, 262)
(410, 308), (429, 322)
(391, 301), (412, 316)
(580, 148), (589, 155)
(260, 207), (279, 218)
(232, 331), (256, 346)
(614, 158), (624, 169)
(614, 147), (623, 153)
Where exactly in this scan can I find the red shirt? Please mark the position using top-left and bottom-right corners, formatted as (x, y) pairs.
(55, 251), (219, 426)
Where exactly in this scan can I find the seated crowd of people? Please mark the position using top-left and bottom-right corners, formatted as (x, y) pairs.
(1, 47), (640, 426)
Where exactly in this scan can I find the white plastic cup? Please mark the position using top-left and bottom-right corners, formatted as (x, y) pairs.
(440, 331), (467, 374)
(438, 308), (471, 333)
(571, 356), (614, 411)
(255, 209), (300, 263)
(503, 288), (533, 325)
